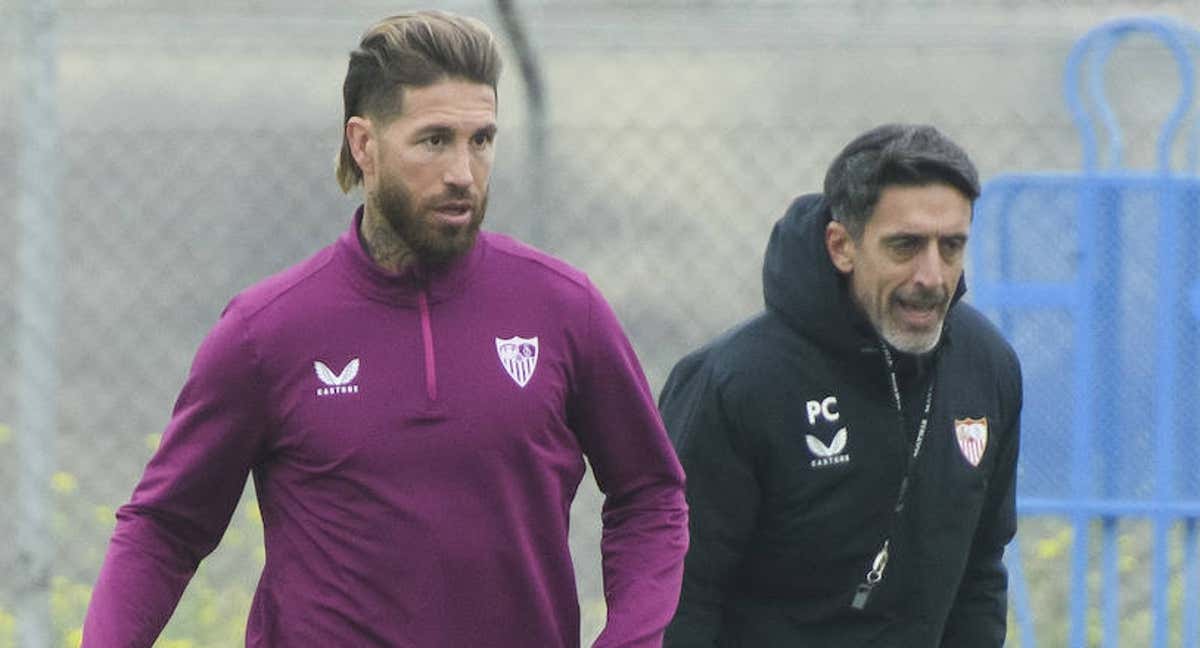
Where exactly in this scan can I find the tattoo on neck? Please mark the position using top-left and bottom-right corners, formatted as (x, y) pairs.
(360, 212), (415, 273)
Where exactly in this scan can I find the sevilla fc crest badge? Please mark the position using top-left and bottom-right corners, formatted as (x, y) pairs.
(496, 336), (539, 388)
(954, 417), (988, 467)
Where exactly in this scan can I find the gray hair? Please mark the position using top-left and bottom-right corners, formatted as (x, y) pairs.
(823, 124), (980, 239)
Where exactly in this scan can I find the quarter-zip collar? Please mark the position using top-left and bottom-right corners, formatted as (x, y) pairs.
(336, 205), (486, 307)
(335, 206), (484, 404)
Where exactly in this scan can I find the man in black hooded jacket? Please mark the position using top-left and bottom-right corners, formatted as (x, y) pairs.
(661, 124), (1022, 647)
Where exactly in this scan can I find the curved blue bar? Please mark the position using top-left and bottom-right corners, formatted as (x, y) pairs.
(1087, 29), (1125, 168)
(1187, 27), (1200, 173)
(1064, 16), (1196, 173)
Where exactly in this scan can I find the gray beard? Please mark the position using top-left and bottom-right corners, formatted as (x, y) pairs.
(879, 319), (944, 354)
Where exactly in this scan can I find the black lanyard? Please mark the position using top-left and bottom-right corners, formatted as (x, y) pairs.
(850, 343), (935, 611)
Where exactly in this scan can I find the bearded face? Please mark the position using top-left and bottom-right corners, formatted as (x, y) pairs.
(827, 183), (972, 354)
(372, 167), (488, 268)
(852, 270), (951, 354)
(355, 79), (498, 270)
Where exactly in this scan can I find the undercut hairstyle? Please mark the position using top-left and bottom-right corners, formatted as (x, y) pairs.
(823, 124), (981, 240)
(336, 11), (503, 193)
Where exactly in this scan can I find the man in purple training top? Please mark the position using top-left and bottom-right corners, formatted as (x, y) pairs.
(82, 11), (688, 647)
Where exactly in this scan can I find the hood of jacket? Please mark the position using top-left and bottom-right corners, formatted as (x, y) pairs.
(761, 193), (967, 358)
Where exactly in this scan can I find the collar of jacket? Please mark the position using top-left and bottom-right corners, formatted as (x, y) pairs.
(760, 193), (967, 363)
(336, 205), (487, 307)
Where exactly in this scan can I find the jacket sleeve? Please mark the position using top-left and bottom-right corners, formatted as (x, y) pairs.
(82, 302), (271, 647)
(940, 361), (1022, 647)
(569, 282), (690, 648)
(661, 353), (760, 648)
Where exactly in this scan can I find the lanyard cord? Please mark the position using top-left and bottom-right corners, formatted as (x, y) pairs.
(880, 343), (935, 515)
(850, 342), (936, 610)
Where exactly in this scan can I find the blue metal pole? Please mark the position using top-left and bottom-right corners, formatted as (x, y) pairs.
(1067, 178), (1101, 648)
(1064, 24), (1106, 643)
(1092, 180), (1123, 648)
(1184, 519), (1198, 648)
(1182, 180), (1200, 648)
(995, 188), (1017, 334)
(1102, 517), (1119, 648)
(1151, 178), (1183, 648)
(1005, 537), (1038, 648)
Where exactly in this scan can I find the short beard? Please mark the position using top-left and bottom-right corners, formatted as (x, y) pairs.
(372, 174), (487, 269)
(879, 288), (949, 354)
(850, 279), (948, 355)
(879, 318), (944, 354)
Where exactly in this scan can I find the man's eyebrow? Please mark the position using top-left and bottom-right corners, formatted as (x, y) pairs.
(881, 233), (922, 243)
(411, 123), (498, 139)
(412, 124), (454, 138)
(880, 232), (969, 241)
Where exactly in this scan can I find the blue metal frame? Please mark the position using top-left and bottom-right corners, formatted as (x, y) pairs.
(972, 16), (1200, 647)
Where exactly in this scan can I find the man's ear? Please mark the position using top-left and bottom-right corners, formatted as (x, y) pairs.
(346, 116), (376, 180)
(826, 220), (856, 274)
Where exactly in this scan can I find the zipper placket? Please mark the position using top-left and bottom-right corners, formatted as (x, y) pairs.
(417, 289), (438, 402)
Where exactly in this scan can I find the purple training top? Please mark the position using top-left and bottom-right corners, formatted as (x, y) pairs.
(82, 211), (689, 647)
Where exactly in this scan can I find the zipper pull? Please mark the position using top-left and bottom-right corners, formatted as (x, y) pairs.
(850, 540), (890, 610)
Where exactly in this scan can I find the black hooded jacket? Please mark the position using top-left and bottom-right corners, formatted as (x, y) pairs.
(661, 194), (1021, 647)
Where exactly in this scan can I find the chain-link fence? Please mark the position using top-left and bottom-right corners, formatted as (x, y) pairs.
(3, 1), (1200, 646)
